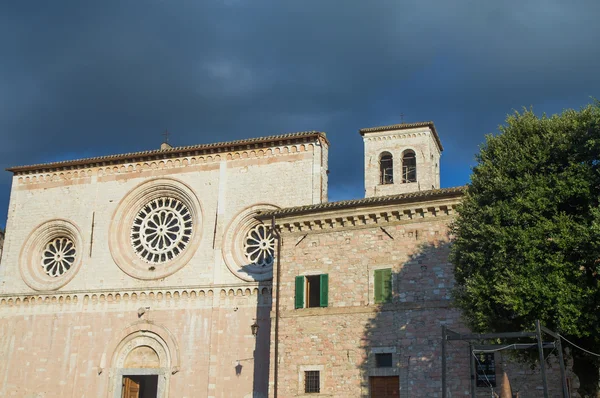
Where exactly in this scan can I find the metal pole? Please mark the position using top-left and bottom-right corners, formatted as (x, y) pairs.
(271, 216), (281, 398)
(442, 325), (447, 398)
(536, 320), (549, 398)
(469, 343), (476, 398)
(556, 337), (569, 398)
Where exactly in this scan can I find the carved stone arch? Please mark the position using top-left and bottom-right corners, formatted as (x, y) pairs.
(104, 321), (180, 398)
(221, 203), (280, 281)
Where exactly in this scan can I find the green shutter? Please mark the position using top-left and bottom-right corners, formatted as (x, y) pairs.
(374, 269), (383, 303)
(295, 276), (304, 309)
(375, 269), (392, 303)
(319, 274), (329, 307)
(382, 268), (392, 303)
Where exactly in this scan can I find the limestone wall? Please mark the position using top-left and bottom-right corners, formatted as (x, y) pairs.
(0, 287), (271, 398)
(0, 135), (327, 397)
(0, 140), (327, 294)
(363, 127), (441, 198)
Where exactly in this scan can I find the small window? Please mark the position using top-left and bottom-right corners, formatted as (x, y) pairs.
(402, 150), (417, 183)
(374, 268), (392, 304)
(375, 353), (393, 368)
(380, 152), (393, 185)
(295, 274), (329, 308)
(304, 370), (320, 393)
(476, 353), (496, 387)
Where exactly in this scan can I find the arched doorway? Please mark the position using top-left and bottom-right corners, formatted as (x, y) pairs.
(106, 323), (178, 398)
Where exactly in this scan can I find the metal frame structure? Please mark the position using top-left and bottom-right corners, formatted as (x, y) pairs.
(441, 320), (569, 398)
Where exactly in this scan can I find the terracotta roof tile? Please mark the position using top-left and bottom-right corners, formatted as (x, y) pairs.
(7, 131), (328, 173)
(359, 121), (443, 151)
(258, 186), (465, 218)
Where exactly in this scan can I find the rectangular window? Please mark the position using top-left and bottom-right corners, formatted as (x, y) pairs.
(374, 268), (392, 304)
(295, 274), (328, 308)
(375, 353), (393, 368)
(476, 353), (496, 387)
(304, 370), (320, 393)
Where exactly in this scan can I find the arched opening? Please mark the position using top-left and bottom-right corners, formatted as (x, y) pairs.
(402, 150), (417, 183)
(379, 152), (393, 185)
(107, 325), (177, 398)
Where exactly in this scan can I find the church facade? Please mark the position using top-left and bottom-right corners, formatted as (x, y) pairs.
(0, 122), (572, 397)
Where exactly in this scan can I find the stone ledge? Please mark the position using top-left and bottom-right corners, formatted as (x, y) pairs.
(272, 300), (451, 318)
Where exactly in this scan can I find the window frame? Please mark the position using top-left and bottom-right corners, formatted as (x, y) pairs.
(379, 152), (394, 185)
(401, 149), (417, 183)
(304, 370), (320, 393)
(295, 274), (329, 309)
(373, 268), (393, 304)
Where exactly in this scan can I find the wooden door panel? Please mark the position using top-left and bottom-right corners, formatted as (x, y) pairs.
(370, 376), (399, 398)
(122, 376), (140, 398)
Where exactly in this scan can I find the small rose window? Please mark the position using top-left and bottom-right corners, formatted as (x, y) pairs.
(41, 237), (76, 277)
(243, 224), (274, 268)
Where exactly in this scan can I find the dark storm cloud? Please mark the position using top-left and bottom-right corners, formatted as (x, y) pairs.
(1, 0), (599, 227)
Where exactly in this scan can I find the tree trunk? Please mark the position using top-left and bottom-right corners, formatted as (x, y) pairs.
(572, 354), (600, 397)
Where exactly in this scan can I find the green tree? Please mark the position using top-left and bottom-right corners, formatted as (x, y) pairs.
(451, 103), (600, 397)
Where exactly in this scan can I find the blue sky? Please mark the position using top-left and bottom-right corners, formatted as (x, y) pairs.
(1, 0), (599, 229)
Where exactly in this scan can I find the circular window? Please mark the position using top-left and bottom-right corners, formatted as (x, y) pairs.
(243, 224), (275, 268)
(109, 178), (202, 280)
(41, 237), (76, 277)
(222, 204), (279, 282)
(131, 197), (193, 264)
(20, 219), (84, 291)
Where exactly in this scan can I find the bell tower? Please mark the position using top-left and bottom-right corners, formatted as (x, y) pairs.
(360, 121), (443, 198)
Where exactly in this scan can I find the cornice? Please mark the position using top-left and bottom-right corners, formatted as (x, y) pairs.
(13, 139), (321, 186)
(8, 131), (327, 175)
(359, 121), (443, 151)
(0, 283), (273, 312)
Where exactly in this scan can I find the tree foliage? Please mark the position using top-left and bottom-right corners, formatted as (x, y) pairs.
(451, 103), (600, 396)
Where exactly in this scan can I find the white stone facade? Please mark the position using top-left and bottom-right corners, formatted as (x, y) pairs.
(0, 132), (328, 398)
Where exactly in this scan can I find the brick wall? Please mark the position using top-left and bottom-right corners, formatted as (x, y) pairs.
(269, 201), (574, 397)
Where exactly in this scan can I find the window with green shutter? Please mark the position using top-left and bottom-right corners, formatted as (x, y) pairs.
(374, 268), (392, 304)
(296, 274), (329, 308)
(319, 274), (328, 307)
(295, 276), (304, 309)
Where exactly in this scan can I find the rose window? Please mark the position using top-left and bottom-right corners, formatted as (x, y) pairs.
(130, 197), (193, 264)
(41, 237), (76, 277)
(243, 224), (275, 268)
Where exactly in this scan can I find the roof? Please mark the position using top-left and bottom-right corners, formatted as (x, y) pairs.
(359, 121), (443, 152)
(7, 131), (329, 173)
(258, 186), (465, 218)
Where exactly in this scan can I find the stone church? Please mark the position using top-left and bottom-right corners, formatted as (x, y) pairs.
(0, 122), (571, 397)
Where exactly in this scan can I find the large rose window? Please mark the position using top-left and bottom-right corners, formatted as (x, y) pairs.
(109, 178), (202, 280)
(130, 197), (193, 264)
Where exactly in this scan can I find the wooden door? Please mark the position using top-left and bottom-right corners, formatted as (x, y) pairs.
(122, 376), (140, 398)
(370, 376), (399, 398)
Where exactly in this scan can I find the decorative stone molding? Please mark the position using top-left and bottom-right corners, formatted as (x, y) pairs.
(0, 285), (273, 311)
(272, 203), (459, 235)
(222, 204), (280, 282)
(109, 178), (203, 280)
(105, 321), (178, 398)
(19, 218), (84, 291)
(14, 142), (319, 186)
(364, 131), (431, 142)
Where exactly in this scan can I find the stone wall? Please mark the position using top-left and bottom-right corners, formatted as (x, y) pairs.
(0, 135), (328, 397)
(363, 127), (441, 198)
(0, 287), (271, 398)
(268, 197), (573, 397)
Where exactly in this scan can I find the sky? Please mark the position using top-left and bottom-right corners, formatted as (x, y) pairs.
(0, 0), (599, 229)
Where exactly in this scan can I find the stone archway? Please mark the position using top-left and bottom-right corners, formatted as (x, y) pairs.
(104, 322), (179, 398)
